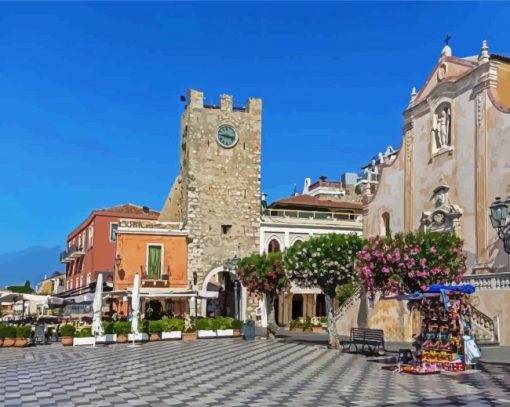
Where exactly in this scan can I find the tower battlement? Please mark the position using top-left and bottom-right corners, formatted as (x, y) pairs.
(186, 89), (262, 115)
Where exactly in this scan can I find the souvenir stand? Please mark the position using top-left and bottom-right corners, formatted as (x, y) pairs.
(385, 284), (480, 375)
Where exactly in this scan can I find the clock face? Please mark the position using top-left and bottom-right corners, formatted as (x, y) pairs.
(217, 125), (238, 148)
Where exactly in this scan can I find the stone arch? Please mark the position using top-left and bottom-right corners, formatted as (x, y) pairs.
(290, 236), (305, 246)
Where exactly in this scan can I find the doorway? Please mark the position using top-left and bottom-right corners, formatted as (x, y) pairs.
(291, 294), (303, 320)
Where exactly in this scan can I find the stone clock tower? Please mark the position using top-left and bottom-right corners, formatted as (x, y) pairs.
(159, 89), (262, 317)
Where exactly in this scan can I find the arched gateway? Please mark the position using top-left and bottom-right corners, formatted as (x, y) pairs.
(199, 266), (246, 320)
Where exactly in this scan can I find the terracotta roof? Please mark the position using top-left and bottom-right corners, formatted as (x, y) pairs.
(67, 204), (159, 240)
(491, 54), (510, 64)
(270, 195), (362, 211)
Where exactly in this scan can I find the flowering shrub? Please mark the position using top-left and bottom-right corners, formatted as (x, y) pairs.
(355, 231), (467, 296)
(285, 233), (365, 297)
(236, 252), (289, 296)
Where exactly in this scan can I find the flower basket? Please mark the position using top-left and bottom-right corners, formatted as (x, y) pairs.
(182, 332), (197, 341)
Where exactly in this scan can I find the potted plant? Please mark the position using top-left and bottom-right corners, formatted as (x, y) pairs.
(2, 325), (17, 347)
(60, 324), (75, 346)
(161, 318), (183, 340)
(114, 321), (130, 343)
(197, 317), (217, 338)
(301, 317), (313, 333)
(216, 317), (234, 337)
(96, 321), (117, 344)
(15, 325), (32, 347)
(232, 320), (243, 337)
(149, 320), (162, 341)
(182, 315), (197, 341)
(289, 319), (302, 332)
(129, 319), (149, 342)
(73, 326), (95, 346)
(0, 324), (6, 347)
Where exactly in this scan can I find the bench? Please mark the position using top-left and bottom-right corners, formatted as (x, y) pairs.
(340, 328), (387, 354)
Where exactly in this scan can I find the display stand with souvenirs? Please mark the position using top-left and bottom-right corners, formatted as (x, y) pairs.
(384, 284), (480, 375)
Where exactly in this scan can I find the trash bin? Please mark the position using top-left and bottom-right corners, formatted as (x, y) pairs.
(241, 320), (255, 340)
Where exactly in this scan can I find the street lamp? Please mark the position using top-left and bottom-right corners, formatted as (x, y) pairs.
(489, 196), (510, 253)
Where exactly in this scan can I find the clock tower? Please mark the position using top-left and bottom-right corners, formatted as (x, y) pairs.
(159, 89), (262, 318)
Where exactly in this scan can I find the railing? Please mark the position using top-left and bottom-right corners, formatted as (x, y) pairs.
(470, 304), (499, 344)
(263, 208), (361, 222)
(463, 272), (510, 290)
(141, 273), (170, 288)
(333, 287), (361, 321)
(59, 245), (84, 263)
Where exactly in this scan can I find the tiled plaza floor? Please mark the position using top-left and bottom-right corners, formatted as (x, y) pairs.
(0, 339), (509, 406)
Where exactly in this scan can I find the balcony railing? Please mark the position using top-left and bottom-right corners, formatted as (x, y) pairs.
(262, 208), (361, 222)
(141, 272), (170, 288)
(59, 245), (85, 263)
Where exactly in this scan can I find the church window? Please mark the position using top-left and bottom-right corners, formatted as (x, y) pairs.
(381, 212), (391, 237)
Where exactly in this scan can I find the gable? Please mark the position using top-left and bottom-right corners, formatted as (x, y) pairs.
(412, 56), (477, 104)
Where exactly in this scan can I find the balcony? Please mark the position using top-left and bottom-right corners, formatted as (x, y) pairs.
(59, 245), (85, 263)
(141, 273), (170, 288)
(262, 208), (361, 222)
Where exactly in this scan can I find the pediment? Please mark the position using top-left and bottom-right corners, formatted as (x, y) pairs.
(412, 57), (477, 104)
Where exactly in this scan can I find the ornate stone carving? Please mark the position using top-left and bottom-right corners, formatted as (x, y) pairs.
(420, 181), (463, 234)
(432, 104), (452, 151)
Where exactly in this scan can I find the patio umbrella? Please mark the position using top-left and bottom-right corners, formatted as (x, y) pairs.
(131, 273), (140, 337)
(92, 273), (104, 336)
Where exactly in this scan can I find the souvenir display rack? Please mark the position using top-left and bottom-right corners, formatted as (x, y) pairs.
(407, 292), (472, 373)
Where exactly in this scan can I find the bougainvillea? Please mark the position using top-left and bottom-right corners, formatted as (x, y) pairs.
(284, 233), (365, 297)
(236, 252), (289, 296)
(355, 231), (467, 296)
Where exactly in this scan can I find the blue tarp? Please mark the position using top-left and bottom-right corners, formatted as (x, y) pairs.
(425, 284), (476, 294)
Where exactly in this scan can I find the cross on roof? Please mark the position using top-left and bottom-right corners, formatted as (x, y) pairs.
(445, 34), (452, 46)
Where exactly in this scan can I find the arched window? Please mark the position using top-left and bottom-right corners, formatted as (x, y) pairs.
(381, 212), (391, 237)
(267, 239), (281, 253)
(291, 238), (304, 246)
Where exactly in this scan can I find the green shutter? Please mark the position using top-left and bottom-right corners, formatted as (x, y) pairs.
(148, 246), (162, 279)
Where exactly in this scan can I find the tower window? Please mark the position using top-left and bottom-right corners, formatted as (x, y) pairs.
(221, 225), (232, 235)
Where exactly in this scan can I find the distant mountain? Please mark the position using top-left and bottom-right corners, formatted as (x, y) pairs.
(0, 246), (63, 288)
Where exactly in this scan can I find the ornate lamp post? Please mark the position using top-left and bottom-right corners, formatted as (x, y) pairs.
(489, 196), (510, 253)
(224, 256), (241, 320)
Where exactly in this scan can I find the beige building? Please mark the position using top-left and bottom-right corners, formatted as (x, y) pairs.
(337, 41), (510, 345)
(260, 190), (363, 326)
(159, 90), (262, 319)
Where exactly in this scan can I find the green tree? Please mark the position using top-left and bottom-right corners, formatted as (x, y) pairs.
(7, 280), (34, 294)
(237, 252), (289, 339)
(285, 233), (365, 347)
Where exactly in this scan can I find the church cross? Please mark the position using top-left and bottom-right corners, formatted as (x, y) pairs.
(444, 34), (452, 46)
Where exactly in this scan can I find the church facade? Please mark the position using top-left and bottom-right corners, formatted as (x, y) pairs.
(360, 41), (510, 345)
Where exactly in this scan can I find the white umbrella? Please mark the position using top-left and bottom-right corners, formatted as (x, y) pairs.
(92, 273), (104, 336)
(131, 273), (140, 338)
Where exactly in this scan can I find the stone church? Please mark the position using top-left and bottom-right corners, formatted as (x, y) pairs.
(159, 90), (262, 319)
(342, 41), (510, 345)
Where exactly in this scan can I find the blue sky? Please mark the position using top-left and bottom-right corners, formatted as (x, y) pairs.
(1, 2), (510, 256)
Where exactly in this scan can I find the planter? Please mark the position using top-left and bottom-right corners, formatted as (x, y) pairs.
(61, 336), (73, 346)
(149, 333), (161, 341)
(216, 329), (234, 337)
(96, 334), (117, 343)
(14, 338), (28, 347)
(198, 330), (217, 338)
(128, 333), (148, 342)
(233, 329), (241, 337)
(312, 327), (325, 333)
(161, 331), (182, 340)
(302, 328), (313, 333)
(0, 338), (3, 347)
(182, 332), (197, 341)
(117, 334), (128, 343)
(73, 337), (96, 347)
(291, 328), (301, 332)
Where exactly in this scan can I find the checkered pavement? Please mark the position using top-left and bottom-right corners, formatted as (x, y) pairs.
(0, 339), (509, 406)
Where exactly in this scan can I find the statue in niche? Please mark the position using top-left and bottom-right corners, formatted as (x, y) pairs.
(432, 105), (451, 150)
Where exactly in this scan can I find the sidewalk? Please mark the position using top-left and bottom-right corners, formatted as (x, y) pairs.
(268, 328), (510, 364)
